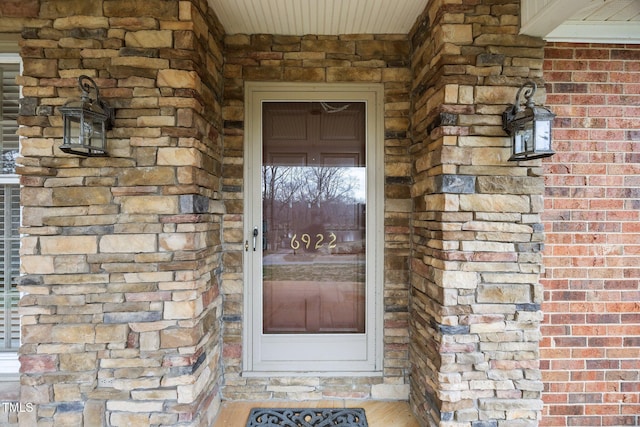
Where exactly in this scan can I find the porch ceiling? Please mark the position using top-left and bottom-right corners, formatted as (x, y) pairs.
(207, 0), (640, 44)
(206, 0), (430, 35)
(521, 0), (640, 44)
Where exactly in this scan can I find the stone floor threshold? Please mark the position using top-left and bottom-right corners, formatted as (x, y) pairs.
(0, 384), (420, 427)
(0, 381), (20, 427)
(0, 381), (19, 402)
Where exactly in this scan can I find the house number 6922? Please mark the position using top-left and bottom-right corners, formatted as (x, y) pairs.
(290, 232), (337, 250)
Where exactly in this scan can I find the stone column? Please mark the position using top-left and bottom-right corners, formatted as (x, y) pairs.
(16, 1), (225, 426)
(409, 1), (546, 425)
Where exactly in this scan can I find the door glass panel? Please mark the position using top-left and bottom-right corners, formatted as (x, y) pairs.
(262, 102), (366, 334)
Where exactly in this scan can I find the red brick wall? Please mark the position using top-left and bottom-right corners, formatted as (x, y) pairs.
(542, 43), (640, 427)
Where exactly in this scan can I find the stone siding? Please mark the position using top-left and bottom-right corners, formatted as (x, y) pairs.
(13, 1), (225, 426)
(541, 42), (640, 427)
(12, 1), (640, 427)
(220, 33), (413, 400)
(409, 1), (546, 425)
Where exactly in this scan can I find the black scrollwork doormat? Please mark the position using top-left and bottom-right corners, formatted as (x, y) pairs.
(246, 408), (368, 427)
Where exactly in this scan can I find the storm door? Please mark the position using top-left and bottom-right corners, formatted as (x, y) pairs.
(243, 83), (383, 373)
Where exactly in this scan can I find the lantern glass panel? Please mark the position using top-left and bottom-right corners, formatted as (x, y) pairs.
(535, 119), (551, 151)
(64, 115), (82, 146)
(514, 121), (534, 156)
(81, 115), (105, 148)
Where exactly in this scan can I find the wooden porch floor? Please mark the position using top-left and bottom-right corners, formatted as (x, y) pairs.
(213, 400), (420, 427)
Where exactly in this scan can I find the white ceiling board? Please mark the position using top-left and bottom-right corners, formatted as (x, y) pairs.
(207, 0), (430, 35)
(520, 0), (588, 38)
(578, 0), (639, 21)
(521, 0), (640, 43)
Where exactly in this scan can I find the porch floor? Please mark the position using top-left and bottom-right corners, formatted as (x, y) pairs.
(0, 380), (19, 401)
(212, 400), (420, 427)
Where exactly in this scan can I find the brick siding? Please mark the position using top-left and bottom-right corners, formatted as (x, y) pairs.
(542, 43), (640, 427)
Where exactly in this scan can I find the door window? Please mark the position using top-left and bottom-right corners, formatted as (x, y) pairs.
(262, 102), (366, 334)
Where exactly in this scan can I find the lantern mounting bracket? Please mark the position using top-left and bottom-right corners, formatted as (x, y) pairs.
(502, 80), (537, 133)
(77, 75), (114, 130)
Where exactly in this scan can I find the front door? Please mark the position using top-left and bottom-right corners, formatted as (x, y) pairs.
(243, 83), (384, 373)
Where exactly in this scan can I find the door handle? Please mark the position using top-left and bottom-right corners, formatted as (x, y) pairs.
(252, 227), (259, 251)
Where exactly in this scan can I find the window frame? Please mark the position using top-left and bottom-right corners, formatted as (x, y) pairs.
(0, 52), (22, 376)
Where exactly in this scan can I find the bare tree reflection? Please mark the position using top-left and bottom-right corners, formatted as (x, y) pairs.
(262, 165), (364, 253)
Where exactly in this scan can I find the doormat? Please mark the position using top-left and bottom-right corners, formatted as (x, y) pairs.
(246, 408), (368, 427)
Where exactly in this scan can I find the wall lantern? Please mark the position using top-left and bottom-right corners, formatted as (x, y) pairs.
(502, 80), (556, 161)
(60, 75), (113, 157)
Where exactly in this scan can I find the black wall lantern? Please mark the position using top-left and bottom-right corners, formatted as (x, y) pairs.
(60, 75), (113, 157)
(502, 80), (556, 161)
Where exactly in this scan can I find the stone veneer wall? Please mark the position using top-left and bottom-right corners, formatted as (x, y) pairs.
(8, 1), (226, 426)
(220, 34), (414, 400)
(409, 1), (546, 425)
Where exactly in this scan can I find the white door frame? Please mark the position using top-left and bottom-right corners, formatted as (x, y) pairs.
(242, 82), (384, 375)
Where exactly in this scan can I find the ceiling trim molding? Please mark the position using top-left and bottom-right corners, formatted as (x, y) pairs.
(545, 21), (640, 44)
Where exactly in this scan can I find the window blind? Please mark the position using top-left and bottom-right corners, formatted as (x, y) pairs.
(1, 63), (19, 174)
(0, 184), (20, 350)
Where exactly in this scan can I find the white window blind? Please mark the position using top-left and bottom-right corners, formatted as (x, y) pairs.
(0, 60), (20, 352)
(0, 184), (20, 350)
